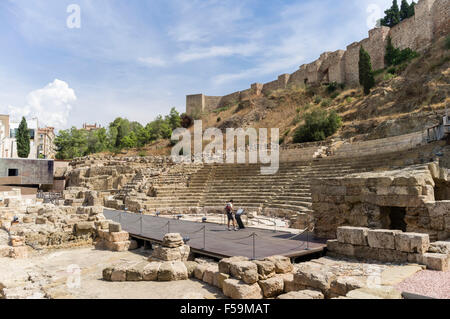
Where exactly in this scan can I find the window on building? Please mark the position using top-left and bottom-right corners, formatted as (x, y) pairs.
(8, 169), (19, 177)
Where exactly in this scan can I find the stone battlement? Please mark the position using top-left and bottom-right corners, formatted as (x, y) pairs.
(186, 0), (450, 116)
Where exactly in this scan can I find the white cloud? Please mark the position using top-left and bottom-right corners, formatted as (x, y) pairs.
(138, 57), (168, 67)
(176, 43), (260, 63)
(6, 79), (76, 129)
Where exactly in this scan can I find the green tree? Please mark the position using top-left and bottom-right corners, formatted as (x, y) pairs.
(407, 2), (416, 18)
(293, 110), (342, 143)
(166, 107), (182, 131)
(54, 127), (89, 160)
(359, 46), (375, 95)
(17, 117), (31, 158)
(146, 115), (172, 141)
(400, 0), (410, 20)
(385, 36), (399, 66)
(122, 131), (138, 149)
(381, 0), (401, 27)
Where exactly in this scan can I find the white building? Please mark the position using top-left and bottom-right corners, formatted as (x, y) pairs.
(0, 115), (39, 159)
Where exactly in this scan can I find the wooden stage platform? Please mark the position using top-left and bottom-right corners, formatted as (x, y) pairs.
(104, 210), (327, 260)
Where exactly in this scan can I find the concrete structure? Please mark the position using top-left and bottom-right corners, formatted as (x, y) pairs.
(0, 158), (54, 185)
(186, 0), (450, 116)
(37, 127), (56, 159)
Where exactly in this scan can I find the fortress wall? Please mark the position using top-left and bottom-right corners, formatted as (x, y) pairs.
(262, 80), (280, 95)
(333, 131), (426, 158)
(432, 0), (450, 37)
(344, 43), (361, 86)
(186, 94), (205, 116)
(366, 27), (390, 70)
(204, 96), (222, 112)
(390, 13), (419, 50)
(278, 74), (291, 89)
(240, 88), (253, 101)
(279, 146), (321, 162)
(218, 91), (241, 108)
(288, 68), (307, 87)
(186, 0), (449, 114)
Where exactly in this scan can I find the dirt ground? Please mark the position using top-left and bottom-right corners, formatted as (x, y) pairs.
(0, 247), (225, 299)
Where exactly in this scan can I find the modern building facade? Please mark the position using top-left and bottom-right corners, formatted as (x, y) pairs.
(37, 127), (56, 159)
(0, 115), (54, 159)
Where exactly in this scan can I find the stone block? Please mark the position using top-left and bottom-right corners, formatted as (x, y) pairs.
(10, 236), (25, 247)
(346, 286), (402, 299)
(326, 240), (355, 256)
(252, 260), (276, 280)
(75, 222), (96, 235)
(126, 262), (148, 281)
(107, 231), (129, 243)
(428, 241), (450, 254)
(202, 264), (220, 287)
(423, 253), (449, 271)
(329, 276), (366, 297)
(102, 267), (114, 281)
(336, 226), (369, 246)
(151, 245), (190, 262)
(218, 256), (249, 274)
(162, 233), (184, 248)
(194, 263), (208, 280)
(229, 261), (259, 284)
(35, 217), (47, 225)
(22, 216), (34, 224)
(258, 275), (284, 298)
(222, 279), (263, 299)
(183, 261), (198, 278)
(263, 255), (293, 274)
(157, 261), (188, 281)
(277, 290), (324, 299)
(142, 262), (161, 281)
(109, 222), (122, 233)
(9, 246), (28, 259)
(216, 273), (230, 290)
(280, 273), (307, 292)
(110, 265), (128, 282)
(394, 232), (430, 254)
(105, 241), (131, 252)
(294, 263), (336, 293)
(367, 229), (400, 250)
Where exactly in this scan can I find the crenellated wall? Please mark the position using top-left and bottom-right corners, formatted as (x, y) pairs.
(186, 0), (450, 116)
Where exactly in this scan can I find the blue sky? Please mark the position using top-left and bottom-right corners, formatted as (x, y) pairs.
(0, 0), (395, 130)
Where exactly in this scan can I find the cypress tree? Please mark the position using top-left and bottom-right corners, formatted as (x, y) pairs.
(381, 0), (402, 27)
(385, 36), (398, 66)
(408, 2), (416, 18)
(400, 0), (410, 20)
(17, 117), (30, 158)
(359, 46), (375, 95)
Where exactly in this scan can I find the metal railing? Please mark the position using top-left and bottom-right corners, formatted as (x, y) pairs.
(105, 210), (315, 260)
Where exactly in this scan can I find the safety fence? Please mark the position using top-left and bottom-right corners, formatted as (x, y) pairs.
(104, 210), (315, 260)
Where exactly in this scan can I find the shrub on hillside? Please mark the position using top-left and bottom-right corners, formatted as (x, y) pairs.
(314, 96), (322, 104)
(446, 35), (450, 50)
(327, 82), (338, 93)
(321, 98), (332, 107)
(330, 92), (340, 99)
(293, 110), (342, 143)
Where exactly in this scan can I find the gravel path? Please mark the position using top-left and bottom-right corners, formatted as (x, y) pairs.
(395, 270), (450, 299)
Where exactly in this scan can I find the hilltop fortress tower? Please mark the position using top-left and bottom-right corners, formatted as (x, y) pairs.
(186, 0), (449, 116)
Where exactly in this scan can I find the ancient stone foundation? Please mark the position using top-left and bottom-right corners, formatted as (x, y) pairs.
(327, 226), (449, 271)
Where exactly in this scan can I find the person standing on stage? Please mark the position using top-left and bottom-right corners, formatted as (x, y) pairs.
(225, 200), (238, 231)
